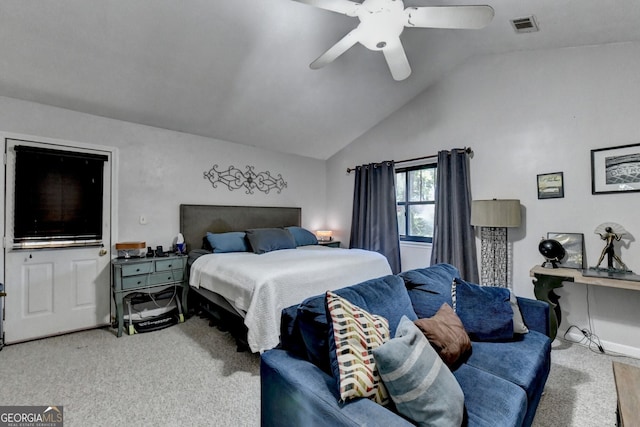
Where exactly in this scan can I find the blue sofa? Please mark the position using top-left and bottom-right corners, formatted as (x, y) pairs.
(261, 264), (551, 427)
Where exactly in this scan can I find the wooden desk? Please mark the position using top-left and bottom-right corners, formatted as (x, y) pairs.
(530, 266), (640, 340)
(613, 361), (640, 426)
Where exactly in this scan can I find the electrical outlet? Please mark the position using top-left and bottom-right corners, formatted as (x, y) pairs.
(139, 215), (147, 225)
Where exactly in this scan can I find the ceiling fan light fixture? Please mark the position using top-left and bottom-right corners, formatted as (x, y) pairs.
(295, 0), (495, 80)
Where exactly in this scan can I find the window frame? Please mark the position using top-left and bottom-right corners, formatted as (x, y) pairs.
(396, 163), (437, 243)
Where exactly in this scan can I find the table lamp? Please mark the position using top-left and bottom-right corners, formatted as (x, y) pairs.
(316, 230), (333, 242)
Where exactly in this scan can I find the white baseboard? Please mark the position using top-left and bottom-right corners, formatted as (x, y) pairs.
(558, 328), (640, 359)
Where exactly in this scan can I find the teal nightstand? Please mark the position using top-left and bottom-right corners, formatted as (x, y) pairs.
(111, 254), (188, 337)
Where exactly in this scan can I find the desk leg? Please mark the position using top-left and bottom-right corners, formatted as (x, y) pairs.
(533, 273), (570, 341)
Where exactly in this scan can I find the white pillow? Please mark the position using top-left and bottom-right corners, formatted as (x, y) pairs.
(509, 290), (529, 334)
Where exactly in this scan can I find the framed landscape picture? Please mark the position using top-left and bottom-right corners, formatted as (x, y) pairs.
(537, 172), (564, 199)
(547, 232), (585, 269)
(591, 143), (640, 194)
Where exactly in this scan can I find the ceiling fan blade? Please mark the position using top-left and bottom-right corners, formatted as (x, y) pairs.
(381, 38), (411, 81)
(293, 0), (360, 17)
(310, 29), (360, 69)
(405, 5), (494, 29)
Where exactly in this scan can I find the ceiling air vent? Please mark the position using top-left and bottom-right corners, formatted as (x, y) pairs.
(510, 16), (539, 34)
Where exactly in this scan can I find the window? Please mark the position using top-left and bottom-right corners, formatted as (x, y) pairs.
(396, 164), (437, 243)
(14, 145), (107, 246)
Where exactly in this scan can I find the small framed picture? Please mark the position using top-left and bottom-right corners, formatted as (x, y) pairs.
(591, 143), (640, 194)
(537, 172), (564, 199)
(547, 232), (585, 269)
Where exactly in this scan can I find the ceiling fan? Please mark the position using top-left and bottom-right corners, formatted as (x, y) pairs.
(294, 0), (494, 81)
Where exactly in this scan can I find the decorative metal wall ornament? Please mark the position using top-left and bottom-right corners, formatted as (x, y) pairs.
(203, 164), (287, 195)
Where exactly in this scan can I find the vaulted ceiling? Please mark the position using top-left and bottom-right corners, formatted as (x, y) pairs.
(1, 0), (639, 159)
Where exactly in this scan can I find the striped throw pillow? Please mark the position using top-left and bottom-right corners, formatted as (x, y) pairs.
(326, 291), (390, 405)
(373, 315), (464, 426)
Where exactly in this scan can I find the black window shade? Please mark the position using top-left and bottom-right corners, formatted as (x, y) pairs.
(14, 146), (107, 243)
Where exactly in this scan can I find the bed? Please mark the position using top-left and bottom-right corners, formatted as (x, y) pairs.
(180, 204), (392, 353)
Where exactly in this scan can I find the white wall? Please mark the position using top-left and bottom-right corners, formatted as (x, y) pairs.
(327, 41), (640, 356)
(0, 96), (328, 251)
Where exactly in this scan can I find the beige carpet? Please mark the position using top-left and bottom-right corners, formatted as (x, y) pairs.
(0, 316), (637, 426)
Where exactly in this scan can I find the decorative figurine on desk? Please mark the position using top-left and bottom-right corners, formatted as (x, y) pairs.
(538, 238), (566, 268)
(591, 222), (632, 273)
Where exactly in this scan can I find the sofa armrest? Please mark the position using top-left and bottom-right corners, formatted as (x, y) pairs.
(261, 349), (412, 427)
(516, 297), (550, 337)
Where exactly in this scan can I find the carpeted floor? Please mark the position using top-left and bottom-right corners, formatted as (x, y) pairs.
(0, 316), (637, 426)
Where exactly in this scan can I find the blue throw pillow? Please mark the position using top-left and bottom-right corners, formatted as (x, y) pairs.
(373, 316), (465, 426)
(205, 231), (249, 253)
(400, 264), (461, 318)
(326, 275), (417, 398)
(285, 226), (318, 247)
(296, 295), (333, 374)
(454, 278), (514, 341)
(245, 228), (296, 254)
(294, 275), (417, 377)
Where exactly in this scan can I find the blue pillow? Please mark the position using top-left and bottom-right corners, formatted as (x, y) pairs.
(285, 226), (318, 247)
(326, 275), (417, 393)
(373, 316), (465, 426)
(245, 228), (296, 254)
(399, 264), (461, 318)
(205, 231), (249, 253)
(454, 278), (514, 341)
(295, 274), (417, 376)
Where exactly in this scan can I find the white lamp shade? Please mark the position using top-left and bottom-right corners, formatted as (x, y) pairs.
(316, 230), (333, 241)
(470, 199), (521, 228)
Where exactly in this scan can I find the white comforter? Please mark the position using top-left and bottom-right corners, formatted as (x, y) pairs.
(189, 245), (392, 352)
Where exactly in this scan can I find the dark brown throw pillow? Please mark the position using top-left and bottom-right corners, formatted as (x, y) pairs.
(414, 303), (472, 368)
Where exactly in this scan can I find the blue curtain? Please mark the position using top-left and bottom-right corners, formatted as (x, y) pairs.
(430, 150), (479, 282)
(350, 161), (401, 274)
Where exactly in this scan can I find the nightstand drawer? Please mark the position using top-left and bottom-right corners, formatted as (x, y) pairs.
(155, 258), (186, 272)
(120, 262), (153, 277)
(148, 270), (184, 286)
(121, 275), (150, 290)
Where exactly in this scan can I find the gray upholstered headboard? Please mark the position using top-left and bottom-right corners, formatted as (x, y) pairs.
(179, 204), (302, 252)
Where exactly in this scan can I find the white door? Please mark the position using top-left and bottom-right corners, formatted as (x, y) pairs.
(3, 138), (112, 344)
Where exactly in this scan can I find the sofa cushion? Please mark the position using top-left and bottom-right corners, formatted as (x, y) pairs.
(279, 304), (307, 359)
(329, 275), (418, 335)
(453, 363), (528, 427)
(465, 330), (551, 403)
(373, 316), (464, 426)
(326, 276), (418, 398)
(400, 264), (461, 318)
(453, 278), (514, 341)
(326, 291), (390, 405)
(414, 303), (471, 369)
(295, 274), (417, 376)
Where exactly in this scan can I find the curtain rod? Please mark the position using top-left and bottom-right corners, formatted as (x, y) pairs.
(346, 147), (473, 174)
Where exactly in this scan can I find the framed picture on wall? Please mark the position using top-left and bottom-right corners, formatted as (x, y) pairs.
(547, 232), (585, 269)
(537, 172), (564, 199)
(591, 143), (640, 194)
